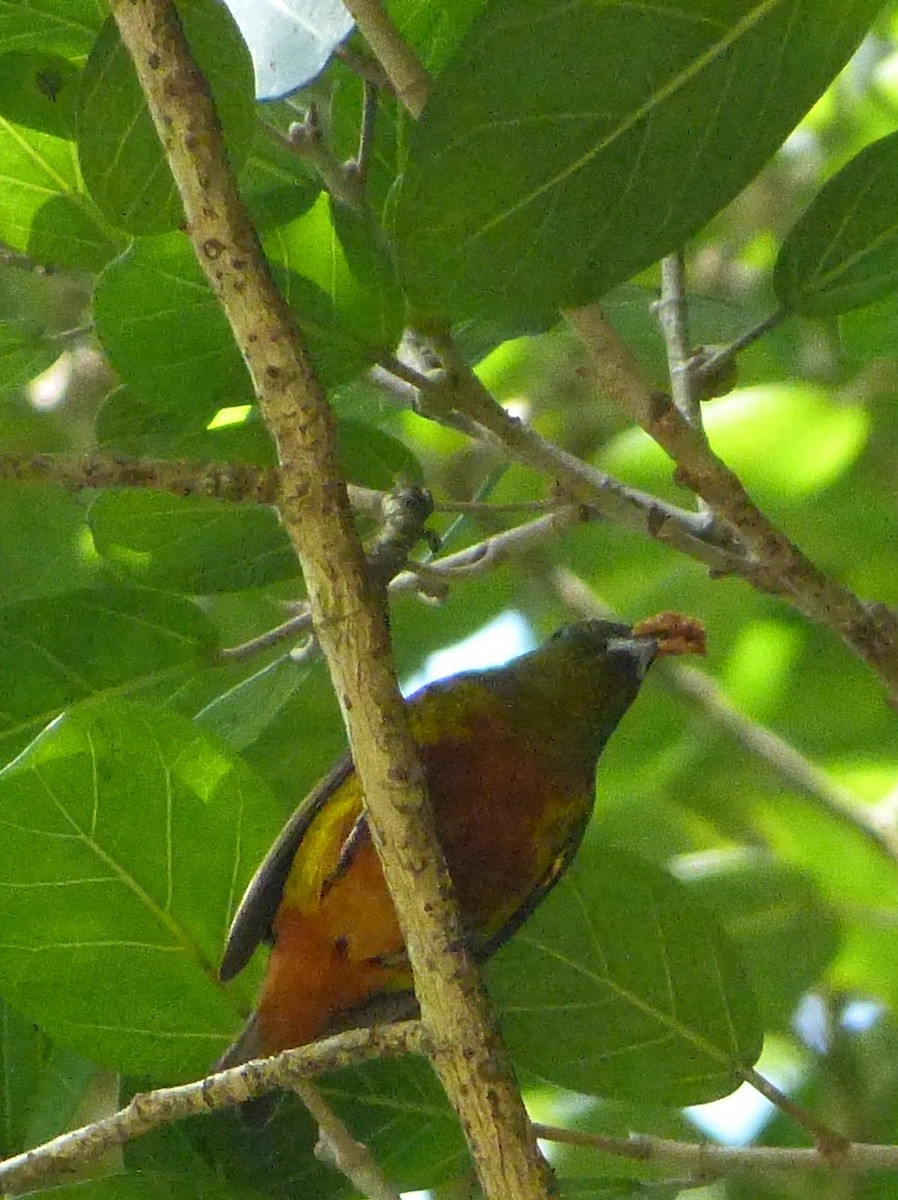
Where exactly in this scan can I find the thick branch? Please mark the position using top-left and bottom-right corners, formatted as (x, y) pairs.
(111, 6), (553, 1199)
(565, 304), (898, 700)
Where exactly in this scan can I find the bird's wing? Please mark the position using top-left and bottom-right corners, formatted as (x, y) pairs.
(474, 805), (591, 963)
(218, 753), (354, 982)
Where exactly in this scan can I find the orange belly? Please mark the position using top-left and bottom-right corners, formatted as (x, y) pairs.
(254, 727), (590, 1054)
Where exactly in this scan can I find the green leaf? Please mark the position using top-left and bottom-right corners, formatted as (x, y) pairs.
(88, 490), (299, 594)
(0, 482), (95, 606)
(394, 0), (879, 325)
(0, 586), (218, 766)
(0, 1001), (47, 1156)
(94, 230), (369, 403)
(0, 2), (101, 57)
(195, 655), (316, 752)
(675, 852), (840, 1028)
(29, 1172), (238, 1200)
(0, 1000), (95, 1156)
(0, 698), (283, 1079)
(0, 51), (79, 138)
(28, 194), (123, 273)
(96, 386), (277, 465)
(839, 290), (898, 363)
(774, 130), (898, 315)
(0, 106), (81, 254)
(77, 2), (255, 235)
(336, 418), (423, 488)
(488, 842), (762, 1105)
(93, 233), (254, 416)
(390, 0), (485, 75)
(265, 193), (404, 351)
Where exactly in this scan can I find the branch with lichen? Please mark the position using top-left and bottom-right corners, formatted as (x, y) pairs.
(0, 1024), (423, 1196)
(562, 304), (898, 700)
(109, 4), (553, 1200)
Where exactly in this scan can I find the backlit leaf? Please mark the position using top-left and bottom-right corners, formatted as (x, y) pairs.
(394, 0), (878, 326)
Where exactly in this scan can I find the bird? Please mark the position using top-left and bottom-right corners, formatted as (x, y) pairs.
(216, 613), (705, 1077)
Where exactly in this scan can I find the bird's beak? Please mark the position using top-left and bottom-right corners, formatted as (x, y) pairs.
(607, 635), (658, 680)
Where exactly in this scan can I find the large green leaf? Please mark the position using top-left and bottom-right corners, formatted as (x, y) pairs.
(0, 482), (95, 606)
(27, 1172), (238, 1200)
(488, 841), (763, 1105)
(0, 50), (79, 138)
(675, 852), (840, 1028)
(774, 130), (898, 315)
(394, 0), (879, 325)
(94, 230), (371, 403)
(0, 38), (115, 266)
(0, 586), (218, 767)
(88, 490), (299, 594)
(77, 2), (254, 235)
(28, 194), (123, 273)
(93, 233), (254, 416)
(0, 1), (101, 57)
(264, 194), (404, 353)
(0, 104), (82, 254)
(0, 698), (282, 1079)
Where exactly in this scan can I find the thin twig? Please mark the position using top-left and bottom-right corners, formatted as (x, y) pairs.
(271, 108), (366, 210)
(406, 337), (743, 572)
(431, 499), (558, 515)
(296, 1079), (401, 1200)
(656, 252), (701, 427)
(739, 1067), (849, 1156)
(0, 451), (281, 503)
(533, 1124), (898, 1174)
(334, 42), (391, 88)
(391, 506), (586, 597)
(221, 507), (585, 658)
(217, 617), (314, 661)
(0, 1024), (424, 1196)
(0, 452), (397, 521)
(352, 80), (379, 186)
(691, 308), (788, 393)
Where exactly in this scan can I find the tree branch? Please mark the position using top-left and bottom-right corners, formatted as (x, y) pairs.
(111, 6), (553, 1199)
(341, 0), (430, 118)
(0, 1023), (423, 1196)
(0, 450), (281, 503)
(409, 339), (744, 572)
(564, 304), (898, 700)
(533, 1124), (898, 1175)
(655, 252), (701, 426)
(294, 1079), (401, 1200)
